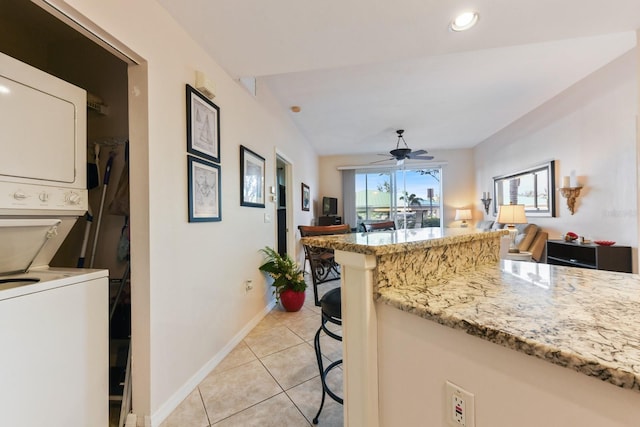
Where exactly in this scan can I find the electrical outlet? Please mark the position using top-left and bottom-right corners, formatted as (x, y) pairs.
(446, 381), (475, 427)
(453, 393), (465, 425)
(245, 280), (253, 292)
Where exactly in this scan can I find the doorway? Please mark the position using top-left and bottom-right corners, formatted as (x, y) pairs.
(276, 156), (289, 256)
(0, 1), (143, 425)
(276, 152), (294, 255)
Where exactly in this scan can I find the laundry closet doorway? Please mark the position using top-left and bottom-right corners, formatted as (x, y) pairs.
(0, 0), (149, 424)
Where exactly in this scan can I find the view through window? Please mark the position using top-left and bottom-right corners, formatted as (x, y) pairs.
(493, 161), (555, 217)
(355, 167), (442, 230)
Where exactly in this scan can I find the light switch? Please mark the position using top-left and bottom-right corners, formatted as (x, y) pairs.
(264, 213), (271, 223)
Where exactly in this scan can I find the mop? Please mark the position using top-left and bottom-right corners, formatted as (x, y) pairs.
(89, 151), (115, 268)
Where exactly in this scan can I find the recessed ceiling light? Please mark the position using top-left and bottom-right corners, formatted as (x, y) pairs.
(450, 11), (479, 32)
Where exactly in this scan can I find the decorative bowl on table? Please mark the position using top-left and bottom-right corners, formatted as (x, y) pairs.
(594, 240), (615, 246)
(563, 232), (578, 242)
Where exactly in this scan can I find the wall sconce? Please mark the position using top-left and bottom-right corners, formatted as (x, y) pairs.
(560, 171), (582, 215)
(480, 191), (492, 215)
(454, 209), (472, 227)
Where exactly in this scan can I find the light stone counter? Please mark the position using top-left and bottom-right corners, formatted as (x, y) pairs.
(301, 226), (504, 256)
(302, 227), (507, 292)
(302, 227), (640, 426)
(378, 260), (640, 392)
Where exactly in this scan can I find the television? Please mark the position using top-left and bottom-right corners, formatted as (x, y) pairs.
(322, 197), (338, 216)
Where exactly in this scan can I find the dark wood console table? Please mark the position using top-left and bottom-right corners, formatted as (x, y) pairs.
(546, 240), (632, 273)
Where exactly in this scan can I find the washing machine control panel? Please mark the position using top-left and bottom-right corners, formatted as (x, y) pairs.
(0, 182), (87, 213)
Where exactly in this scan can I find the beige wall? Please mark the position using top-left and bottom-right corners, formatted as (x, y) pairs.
(54, 0), (319, 423)
(474, 49), (638, 270)
(318, 148), (477, 228)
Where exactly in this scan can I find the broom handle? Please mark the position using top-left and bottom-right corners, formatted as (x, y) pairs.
(89, 154), (114, 268)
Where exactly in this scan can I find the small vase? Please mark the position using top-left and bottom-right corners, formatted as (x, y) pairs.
(279, 289), (305, 312)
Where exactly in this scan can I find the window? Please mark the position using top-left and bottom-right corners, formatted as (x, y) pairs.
(493, 161), (556, 217)
(355, 167), (442, 229)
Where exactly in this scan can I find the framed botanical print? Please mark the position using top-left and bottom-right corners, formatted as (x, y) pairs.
(186, 84), (220, 163)
(188, 155), (221, 222)
(240, 145), (265, 208)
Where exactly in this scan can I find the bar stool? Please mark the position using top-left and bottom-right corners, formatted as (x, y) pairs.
(313, 287), (343, 424)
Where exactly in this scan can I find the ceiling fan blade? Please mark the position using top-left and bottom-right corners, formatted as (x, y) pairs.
(410, 149), (429, 156)
(410, 155), (435, 160)
(369, 157), (395, 164)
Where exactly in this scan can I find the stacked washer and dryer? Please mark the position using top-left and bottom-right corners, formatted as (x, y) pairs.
(0, 51), (108, 425)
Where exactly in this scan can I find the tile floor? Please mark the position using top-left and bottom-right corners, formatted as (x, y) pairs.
(159, 281), (343, 427)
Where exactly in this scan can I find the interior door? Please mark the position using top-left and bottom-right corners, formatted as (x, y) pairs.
(276, 157), (287, 256)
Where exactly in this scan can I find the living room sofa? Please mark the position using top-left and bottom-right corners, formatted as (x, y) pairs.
(476, 220), (548, 262)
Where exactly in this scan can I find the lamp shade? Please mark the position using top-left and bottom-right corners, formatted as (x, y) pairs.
(497, 204), (527, 225)
(454, 209), (472, 221)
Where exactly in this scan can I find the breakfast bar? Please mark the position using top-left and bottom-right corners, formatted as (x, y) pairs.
(301, 228), (640, 427)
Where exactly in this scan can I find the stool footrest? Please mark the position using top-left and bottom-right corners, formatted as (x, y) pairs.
(323, 359), (343, 404)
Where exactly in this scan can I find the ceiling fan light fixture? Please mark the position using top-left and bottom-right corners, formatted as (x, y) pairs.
(450, 11), (479, 32)
(368, 129), (434, 165)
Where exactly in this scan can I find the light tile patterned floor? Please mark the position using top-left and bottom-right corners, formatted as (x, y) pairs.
(160, 281), (343, 427)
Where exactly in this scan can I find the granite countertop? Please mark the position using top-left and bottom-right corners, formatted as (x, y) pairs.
(378, 260), (640, 392)
(300, 227), (507, 256)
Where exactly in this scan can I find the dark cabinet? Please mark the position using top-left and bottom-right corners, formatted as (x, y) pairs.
(318, 216), (342, 226)
(546, 240), (632, 273)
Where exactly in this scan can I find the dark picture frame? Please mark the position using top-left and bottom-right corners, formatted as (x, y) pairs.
(186, 84), (220, 163)
(188, 155), (221, 222)
(493, 160), (556, 217)
(301, 183), (310, 211)
(240, 145), (265, 208)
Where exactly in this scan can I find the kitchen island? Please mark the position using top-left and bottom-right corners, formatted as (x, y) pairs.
(301, 228), (640, 427)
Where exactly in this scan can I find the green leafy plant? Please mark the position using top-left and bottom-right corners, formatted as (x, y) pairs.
(258, 247), (306, 301)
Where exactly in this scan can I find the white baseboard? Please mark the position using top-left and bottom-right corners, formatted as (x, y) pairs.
(124, 413), (136, 427)
(149, 301), (276, 426)
(123, 413), (151, 427)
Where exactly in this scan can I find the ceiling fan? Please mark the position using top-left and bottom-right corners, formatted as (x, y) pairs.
(374, 129), (434, 164)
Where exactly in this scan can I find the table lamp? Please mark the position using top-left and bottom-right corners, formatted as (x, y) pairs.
(454, 209), (472, 228)
(497, 204), (527, 253)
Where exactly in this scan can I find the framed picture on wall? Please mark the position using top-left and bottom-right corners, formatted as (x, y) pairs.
(186, 84), (220, 163)
(188, 155), (221, 222)
(301, 183), (310, 211)
(240, 145), (265, 208)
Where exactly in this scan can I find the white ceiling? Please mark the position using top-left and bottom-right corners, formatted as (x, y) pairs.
(156, 0), (640, 156)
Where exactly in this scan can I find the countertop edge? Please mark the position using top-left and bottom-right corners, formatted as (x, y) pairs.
(301, 229), (508, 256)
(377, 292), (640, 393)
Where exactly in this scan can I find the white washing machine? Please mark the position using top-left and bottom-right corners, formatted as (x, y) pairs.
(0, 221), (109, 427)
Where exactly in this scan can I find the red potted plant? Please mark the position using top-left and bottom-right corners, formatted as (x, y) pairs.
(258, 247), (307, 312)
